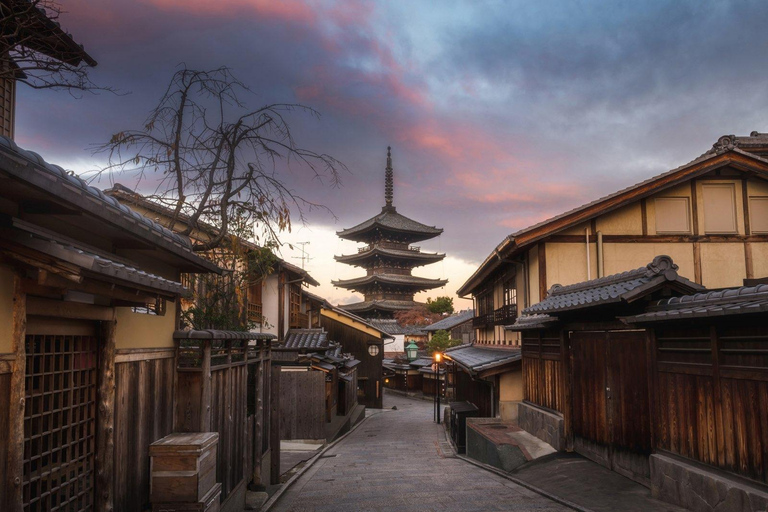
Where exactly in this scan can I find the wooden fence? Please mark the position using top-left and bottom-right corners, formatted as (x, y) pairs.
(113, 350), (175, 512)
(175, 333), (272, 506)
(279, 369), (325, 440)
(653, 322), (768, 485)
(521, 330), (565, 413)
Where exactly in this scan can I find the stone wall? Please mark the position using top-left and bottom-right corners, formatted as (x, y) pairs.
(517, 402), (565, 451)
(651, 453), (768, 512)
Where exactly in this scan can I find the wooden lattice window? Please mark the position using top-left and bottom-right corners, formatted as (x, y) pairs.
(24, 333), (98, 511)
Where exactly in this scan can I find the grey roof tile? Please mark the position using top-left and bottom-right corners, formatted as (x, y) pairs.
(625, 283), (768, 324)
(282, 329), (330, 350)
(337, 207), (442, 242)
(444, 344), (521, 374)
(339, 299), (420, 314)
(521, 255), (702, 316)
(423, 310), (474, 332)
(333, 273), (447, 290)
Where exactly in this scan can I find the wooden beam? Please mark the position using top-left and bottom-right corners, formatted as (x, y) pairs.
(641, 199), (648, 236)
(252, 358), (265, 487)
(26, 296), (114, 321)
(545, 234), (768, 244)
(270, 364), (281, 485)
(538, 244), (547, 301)
(201, 339), (212, 432)
(742, 179), (751, 236)
(745, 242), (754, 280)
(96, 319), (116, 512)
(693, 242), (702, 285)
(691, 180), (700, 236)
(5, 274), (25, 511)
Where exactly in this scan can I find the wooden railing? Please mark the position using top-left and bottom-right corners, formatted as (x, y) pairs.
(290, 311), (309, 329)
(247, 302), (263, 323)
(472, 312), (494, 328)
(494, 304), (517, 325)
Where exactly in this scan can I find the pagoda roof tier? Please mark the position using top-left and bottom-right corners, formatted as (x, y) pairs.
(339, 299), (421, 314)
(337, 206), (443, 243)
(332, 273), (448, 292)
(335, 246), (445, 267)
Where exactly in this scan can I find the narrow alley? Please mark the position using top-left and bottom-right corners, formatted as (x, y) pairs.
(271, 393), (568, 512)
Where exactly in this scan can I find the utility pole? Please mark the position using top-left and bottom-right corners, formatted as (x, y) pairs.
(292, 241), (312, 269)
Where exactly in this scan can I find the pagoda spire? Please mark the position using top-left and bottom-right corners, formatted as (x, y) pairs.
(384, 146), (394, 209)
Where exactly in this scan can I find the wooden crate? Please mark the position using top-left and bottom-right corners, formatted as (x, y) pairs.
(150, 433), (219, 503)
(152, 483), (221, 512)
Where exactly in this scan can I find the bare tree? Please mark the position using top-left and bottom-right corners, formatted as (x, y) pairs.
(93, 67), (345, 251)
(1, 0), (102, 91)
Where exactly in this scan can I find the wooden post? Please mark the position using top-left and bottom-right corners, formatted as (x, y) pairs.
(269, 364), (280, 485)
(251, 354), (264, 486)
(201, 339), (212, 432)
(6, 274), (26, 511)
(97, 318), (117, 512)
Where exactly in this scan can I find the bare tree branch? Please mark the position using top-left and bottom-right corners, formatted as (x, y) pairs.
(89, 66), (346, 252)
(1, 0), (114, 94)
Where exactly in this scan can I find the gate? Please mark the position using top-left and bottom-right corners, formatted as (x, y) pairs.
(570, 330), (651, 485)
(23, 321), (98, 511)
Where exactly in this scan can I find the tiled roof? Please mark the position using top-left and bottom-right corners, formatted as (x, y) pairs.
(505, 314), (558, 331)
(0, 137), (219, 273)
(423, 310), (474, 332)
(9, 228), (187, 294)
(337, 207), (443, 242)
(444, 344), (521, 375)
(333, 273), (447, 290)
(174, 330), (276, 340)
(282, 329), (330, 350)
(365, 319), (425, 336)
(339, 299), (419, 314)
(335, 247), (445, 265)
(521, 256), (702, 316)
(624, 284), (768, 324)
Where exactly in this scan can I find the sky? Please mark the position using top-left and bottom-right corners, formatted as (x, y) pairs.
(16, 0), (768, 308)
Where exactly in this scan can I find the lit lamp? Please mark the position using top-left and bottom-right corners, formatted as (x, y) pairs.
(405, 341), (419, 361)
(433, 352), (443, 424)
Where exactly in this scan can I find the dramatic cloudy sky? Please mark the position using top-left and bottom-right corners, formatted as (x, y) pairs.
(16, 0), (768, 307)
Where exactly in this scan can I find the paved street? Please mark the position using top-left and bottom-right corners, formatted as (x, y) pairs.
(272, 393), (568, 512)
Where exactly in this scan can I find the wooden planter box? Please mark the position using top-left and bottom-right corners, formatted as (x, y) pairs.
(150, 432), (219, 504)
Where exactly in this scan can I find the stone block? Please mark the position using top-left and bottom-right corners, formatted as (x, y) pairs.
(650, 453), (768, 512)
(517, 402), (564, 451)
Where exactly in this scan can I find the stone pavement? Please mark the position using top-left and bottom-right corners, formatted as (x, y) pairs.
(271, 393), (568, 512)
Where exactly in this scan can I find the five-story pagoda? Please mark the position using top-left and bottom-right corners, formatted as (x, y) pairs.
(334, 147), (447, 318)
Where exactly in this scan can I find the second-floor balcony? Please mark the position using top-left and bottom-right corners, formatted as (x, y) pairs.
(493, 304), (517, 325)
(247, 302), (263, 323)
(472, 312), (494, 328)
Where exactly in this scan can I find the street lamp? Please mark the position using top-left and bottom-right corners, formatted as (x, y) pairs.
(433, 352), (442, 424)
(405, 341), (419, 361)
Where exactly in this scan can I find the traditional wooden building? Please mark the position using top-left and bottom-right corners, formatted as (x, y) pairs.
(0, 1), (97, 138)
(458, 132), (768, 421)
(423, 309), (475, 344)
(509, 255), (768, 510)
(105, 184), (320, 341)
(302, 290), (392, 408)
(273, 329), (363, 441)
(334, 147), (447, 318)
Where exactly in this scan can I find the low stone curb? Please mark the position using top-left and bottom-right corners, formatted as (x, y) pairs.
(260, 409), (381, 511)
(441, 426), (592, 512)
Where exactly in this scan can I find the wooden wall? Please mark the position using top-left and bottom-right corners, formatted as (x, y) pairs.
(654, 322), (768, 485)
(210, 364), (247, 502)
(454, 370), (492, 417)
(278, 370), (325, 440)
(113, 354), (175, 512)
(0, 368), (10, 508)
(521, 330), (564, 413)
(320, 316), (383, 408)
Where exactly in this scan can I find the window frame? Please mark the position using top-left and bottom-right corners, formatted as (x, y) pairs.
(654, 196), (692, 234)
